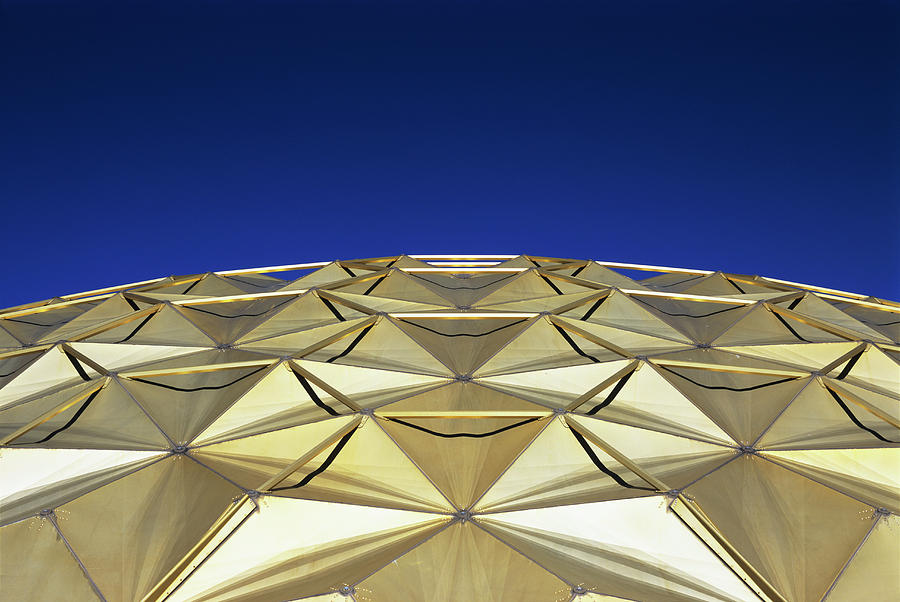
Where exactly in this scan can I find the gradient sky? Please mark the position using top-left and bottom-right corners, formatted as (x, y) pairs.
(1, 1), (898, 308)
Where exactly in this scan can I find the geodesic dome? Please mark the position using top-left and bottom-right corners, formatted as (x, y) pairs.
(0, 254), (897, 602)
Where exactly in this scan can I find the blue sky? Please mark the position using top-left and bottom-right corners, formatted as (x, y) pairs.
(1, 0), (898, 308)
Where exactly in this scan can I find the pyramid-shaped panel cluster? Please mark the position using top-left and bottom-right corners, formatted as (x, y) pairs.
(1, 255), (898, 602)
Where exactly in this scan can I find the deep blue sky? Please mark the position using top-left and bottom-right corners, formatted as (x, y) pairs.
(1, 1), (898, 308)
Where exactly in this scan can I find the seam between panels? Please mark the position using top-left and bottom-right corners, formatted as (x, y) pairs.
(706, 303), (775, 345)
(47, 512), (108, 602)
(115, 376), (178, 448)
(167, 303), (224, 347)
(675, 453), (743, 493)
(755, 452), (891, 511)
(157, 504), (258, 602)
(570, 412), (738, 450)
(261, 493), (452, 516)
(296, 354), (454, 381)
(348, 518), (457, 589)
(185, 453), (255, 493)
(247, 288), (314, 325)
(178, 359), (283, 443)
(472, 380), (571, 413)
(642, 362), (740, 447)
(667, 506), (770, 602)
(819, 513), (884, 601)
(5, 453), (173, 529)
(188, 412), (355, 450)
(749, 376), (817, 448)
(467, 415), (557, 512)
(362, 380), (454, 413)
(467, 316), (546, 376)
(468, 519), (574, 587)
(624, 297), (714, 341)
(0, 322), (26, 346)
(382, 315), (458, 377)
(370, 416), (458, 512)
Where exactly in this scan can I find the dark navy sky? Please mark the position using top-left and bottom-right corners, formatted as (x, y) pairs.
(1, 1), (898, 308)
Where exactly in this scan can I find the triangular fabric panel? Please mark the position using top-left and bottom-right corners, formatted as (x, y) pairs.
(564, 262), (648, 290)
(758, 379), (899, 449)
(304, 319), (454, 376)
(655, 360), (809, 445)
(0, 346), (96, 410)
(56, 456), (242, 602)
(474, 416), (654, 513)
(717, 341), (860, 372)
(192, 415), (359, 489)
(684, 454), (874, 602)
(561, 290), (693, 343)
(378, 381), (548, 413)
(85, 304), (217, 347)
(476, 360), (633, 409)
(763, 448), (900, 513)
(4, 378), (171, 450)
(322, 289), (448, 313)
(351, 271), (457, 306)
(0, 324), (23, 348)
(472, 271), (573, 306)
(234, 293), (358, 345)
(381, 414), (548, 509)
(68, 341), (207, 373)
(269, 417), (454, 512)
(784, 294), (892, 342)
(0, 447), (164, 526)
(359, 521), (569, 602)
(474, 318), (623, 377)
(0, 380), (98, 442)
(824, 514), (900, 601)
(167, 497), (449, 602)
(392, 316), (534, 375)
(570, 363), (735, 445)
(554, 314), (693, 355)
(0, 304), (93, 345)
(35, 294), (139, 343)
(121, 364), (271, 445)
(175, 296), (308, 345)
(481, 290), (600, 313)
(402, 272), (523, 307)
(628, 297), (752, 344)
(278, 262), (358, 289)
(479, 497), (761, 602)
(713, 304), (847, 345)
(568, 415), (736, 495)
(294, 359), (451, 409)
(829, 345), (900, 398)
(192, 363), (352, 445)
(0, 516), (101, 601)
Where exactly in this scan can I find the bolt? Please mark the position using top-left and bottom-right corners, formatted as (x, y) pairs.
(454, 509), (472, 522)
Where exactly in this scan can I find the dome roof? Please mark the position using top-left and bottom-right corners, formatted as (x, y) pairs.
(1, 255), (897, 601)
